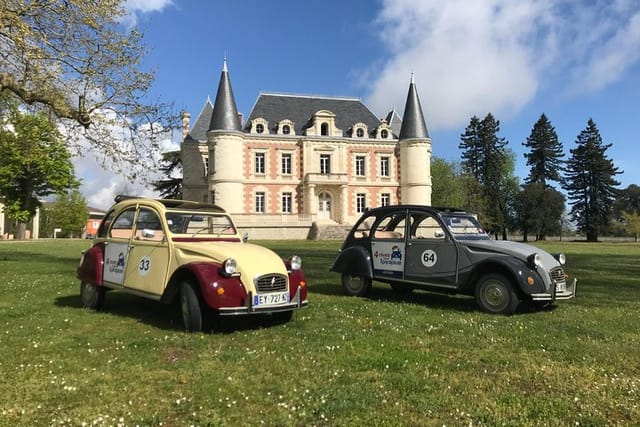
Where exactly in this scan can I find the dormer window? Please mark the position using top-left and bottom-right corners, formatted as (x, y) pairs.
(251, 118), (269, 134)
(352, 122), (368, 138)
(375, 122), (392, 139)
(308, 110), (340, 137)
(277, 119), (295, 135)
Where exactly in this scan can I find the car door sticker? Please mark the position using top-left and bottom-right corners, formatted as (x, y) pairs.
(138, 255), (151, 276)
(421, 249), (438, 267)
(372, 241), (405, 272)
(104, 242), (129, 285)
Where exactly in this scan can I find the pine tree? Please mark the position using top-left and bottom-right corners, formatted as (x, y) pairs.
(523, 114), (564, 187)
(459, 113), (516, 239)
(459, 116), (483, 180)
(564, 118), (621, 242)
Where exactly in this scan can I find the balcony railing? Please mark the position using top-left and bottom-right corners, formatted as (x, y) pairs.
(303, 172), (348, 184)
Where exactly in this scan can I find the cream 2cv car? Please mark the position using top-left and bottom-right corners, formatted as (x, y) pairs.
(77, 196), (308, 331)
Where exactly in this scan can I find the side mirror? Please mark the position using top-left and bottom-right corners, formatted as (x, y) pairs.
(242, 231), (249, 243)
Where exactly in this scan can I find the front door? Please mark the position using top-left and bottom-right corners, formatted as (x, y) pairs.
(404, 211), (458, 287)
(318, 192), (331, 220)
(123, 207), (170, 297)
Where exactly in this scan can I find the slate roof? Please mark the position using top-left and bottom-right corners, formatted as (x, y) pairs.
(399, 76), (430, 139)
(385, 109), (403, 138)
(185, 99), (213, 142)
(209, 59), (242, 132)
(243, 92), (388, 137)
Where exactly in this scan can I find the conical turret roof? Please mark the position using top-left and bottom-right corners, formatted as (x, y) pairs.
(209, 59), (242, 131)
(399, 74), (429, 139)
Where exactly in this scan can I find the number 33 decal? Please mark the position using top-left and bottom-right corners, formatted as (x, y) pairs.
(138, 255), (151, 275)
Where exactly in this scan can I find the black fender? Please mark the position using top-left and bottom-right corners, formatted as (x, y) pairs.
(331, 246), (373, 279)
(466, 256), (547, 297)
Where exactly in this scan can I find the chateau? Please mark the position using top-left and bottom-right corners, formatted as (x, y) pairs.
(181, 60), (432, 238)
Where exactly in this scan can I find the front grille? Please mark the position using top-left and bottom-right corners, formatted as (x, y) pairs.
(255, 274), (287, 293)
(550, 267), (565, 283)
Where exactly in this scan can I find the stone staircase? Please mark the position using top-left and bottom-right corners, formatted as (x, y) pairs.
(306, 222), (351, 240)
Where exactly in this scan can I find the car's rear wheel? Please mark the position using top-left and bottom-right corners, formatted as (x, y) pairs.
(80, 282), (105, 310)
(475, 274), (519, 314)
(180, 281), (207, 332)
(341, 273), (372, 297)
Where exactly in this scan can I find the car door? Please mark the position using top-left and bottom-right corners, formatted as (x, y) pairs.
(123, 207), (171, 297)
(404, 211), (458, 287)
(103, 207), (136, 287)
(370, 210), (408, 281)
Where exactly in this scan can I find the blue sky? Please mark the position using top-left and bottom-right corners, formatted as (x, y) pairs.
(79, 0), (640, 208)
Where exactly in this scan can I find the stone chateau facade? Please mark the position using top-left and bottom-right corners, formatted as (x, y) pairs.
(181, 60), (432, 238)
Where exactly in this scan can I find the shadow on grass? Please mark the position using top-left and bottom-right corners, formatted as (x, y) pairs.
(55, 292), (299, 333)
(311, 276), (559, 316)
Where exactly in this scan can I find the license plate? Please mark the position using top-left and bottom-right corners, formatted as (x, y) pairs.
(556, 282), (566, 293)
(254, 292), (289, 306)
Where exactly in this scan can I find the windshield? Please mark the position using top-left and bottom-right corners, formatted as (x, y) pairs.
(165, 210), (237, 236)
(442, 214), (489, 239)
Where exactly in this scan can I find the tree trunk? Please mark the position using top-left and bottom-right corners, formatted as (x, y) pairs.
(17, 222), (27, 240)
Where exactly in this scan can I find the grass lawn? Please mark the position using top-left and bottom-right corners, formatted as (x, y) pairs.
(0, 239), (638, 426)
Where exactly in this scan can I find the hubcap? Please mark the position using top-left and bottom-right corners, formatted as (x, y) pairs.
(485, 283), (505, 307)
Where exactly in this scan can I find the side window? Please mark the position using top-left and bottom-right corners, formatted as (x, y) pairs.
(109, 208), (136, 239)
(411, 213), (445, 239)
(97, 210), (117, 238)
(135, 208), (164, 241)
(353, 215), (375, 239)
(373, 212), (406, 240)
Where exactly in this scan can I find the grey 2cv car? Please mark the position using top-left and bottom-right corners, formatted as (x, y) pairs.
(331, 205), (576, 314)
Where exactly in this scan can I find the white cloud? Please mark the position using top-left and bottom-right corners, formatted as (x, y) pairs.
(365, 0), (640, 131)
(122, 0), (174, 27)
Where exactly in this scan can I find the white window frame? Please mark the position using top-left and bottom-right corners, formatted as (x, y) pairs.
(281, 153), (292, 175)
(355, 155), (366, 177)
(381, 193), (390, 207)
(320, 154), (331, 174)
(255, 192), (265, 213)
(356, 193), (366, 213)
(255, 152), (266, 175)
(282, 192), (292, 214)
(380, 156), (390, 177)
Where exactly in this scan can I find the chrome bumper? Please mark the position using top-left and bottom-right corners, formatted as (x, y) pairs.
(531, 278), (577, 301)
(217, 286), (308, 316)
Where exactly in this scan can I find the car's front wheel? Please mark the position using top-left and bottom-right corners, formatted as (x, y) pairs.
(180, 281), (206, 332)
(475, 274), (520, 314)
(341, 273), (372, 297)
(80, 282), (105, 310)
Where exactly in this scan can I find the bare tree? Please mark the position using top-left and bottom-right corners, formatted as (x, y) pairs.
(0, 0), (176, 176)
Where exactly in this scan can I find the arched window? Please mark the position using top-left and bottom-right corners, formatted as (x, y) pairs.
(282, 124), (290, 134)
(321, 122), (329, 136)
(356, 128), (364, 138)
(380, 129), (388, 139)
(256, 123), (264, 134)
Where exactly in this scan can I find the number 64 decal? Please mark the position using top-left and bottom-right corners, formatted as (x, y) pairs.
(421, 249), (437, 267)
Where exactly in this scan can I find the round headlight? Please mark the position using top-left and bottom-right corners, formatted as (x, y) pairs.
(290, 255), (302, 271)
(527, 253), (542, 269)
(223, 258), (237, 276)
(555, 253), (566, 265)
